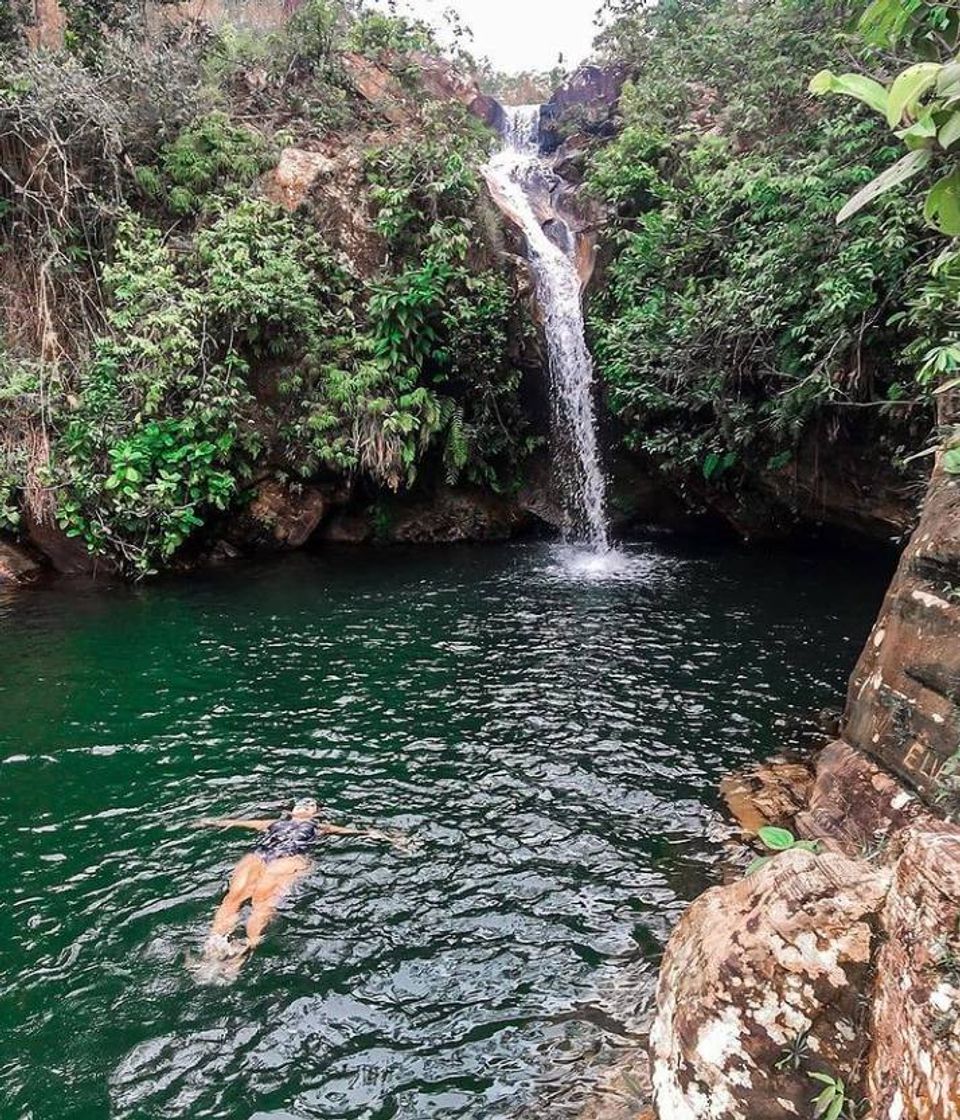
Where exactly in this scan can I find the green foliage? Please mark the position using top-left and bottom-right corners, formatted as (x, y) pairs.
(747, 825), (820, 874)
(809, 1072), (862, 1120)
(0, 5), (533, 576)
(359, 104), (531, 491)
(0, 0), (23, 53)
(811, 0), (960, 477)
(586, 0), (934, 488)
(344, 9), (436, 57)
(160, 113), (272, 215)
(52, 214), (254, 572)
(810, 55), (960, 232)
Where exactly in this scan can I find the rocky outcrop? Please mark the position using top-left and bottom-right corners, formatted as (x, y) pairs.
(540, 64), (628, 154)
(651, 740), (960, 1120)
(867, 829), (960, 1119)
(260, 144), (384, 277)
(23, 511), (115, 578)
(843, 399), (960, 800)
(321, 486), (536, 545)
(651, 849), (889, 1120)
(0, 537), (42, 582)
(341, 49), (506, 133)
(646, 392), (960, 1120)
(225, 478), (343, 552)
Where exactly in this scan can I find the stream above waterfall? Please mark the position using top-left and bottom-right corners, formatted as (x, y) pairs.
(0, 539), (893, 1119)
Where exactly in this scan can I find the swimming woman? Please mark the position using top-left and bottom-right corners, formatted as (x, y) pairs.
(196, 797), (401, 967)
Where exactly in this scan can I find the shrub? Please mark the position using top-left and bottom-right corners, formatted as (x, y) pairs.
(586, 0), (935, 489)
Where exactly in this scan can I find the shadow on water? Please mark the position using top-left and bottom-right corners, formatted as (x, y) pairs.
(0, 538), (895, 1119)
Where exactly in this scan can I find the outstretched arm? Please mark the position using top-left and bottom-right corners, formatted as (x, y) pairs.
(320, 823), (407, 848)
(196, 817), (275, 831)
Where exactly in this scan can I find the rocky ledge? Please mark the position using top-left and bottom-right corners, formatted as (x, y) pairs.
(634, 393), (960, 1119)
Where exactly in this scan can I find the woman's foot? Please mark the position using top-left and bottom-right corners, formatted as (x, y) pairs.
(203, 932), (248, 960)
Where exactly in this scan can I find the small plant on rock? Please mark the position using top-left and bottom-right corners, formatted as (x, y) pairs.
(808, 1072), (864, 1120)
(775, 1028), (811, 1072)
(747, 826), (820, 875)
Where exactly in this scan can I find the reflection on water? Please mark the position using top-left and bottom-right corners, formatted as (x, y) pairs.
(0, 540), (891, 1119)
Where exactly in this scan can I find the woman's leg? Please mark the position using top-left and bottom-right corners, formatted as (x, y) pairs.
(244, 856), (311, 950)
(209, 854), (265, 938)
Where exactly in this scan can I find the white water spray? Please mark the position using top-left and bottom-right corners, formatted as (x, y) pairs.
(484, 105), (610, 553)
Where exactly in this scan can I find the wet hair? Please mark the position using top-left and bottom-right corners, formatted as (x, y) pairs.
(291, 797), (319, 815)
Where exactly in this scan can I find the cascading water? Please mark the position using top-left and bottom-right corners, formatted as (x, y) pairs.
(484, 105), (611, 554)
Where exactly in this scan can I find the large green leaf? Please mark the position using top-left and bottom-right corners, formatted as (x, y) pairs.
(939, 112), (960, 150)
(924, 171), (960, 234)
(837, 148), (932, 223)
(938, 61), (960, 97)
(886, 63), (942, 127)
(943, 447), (960, 475)
(859, 0), (917, 46)
(758, 825), (795, 851)
(809, 69), (888, 115)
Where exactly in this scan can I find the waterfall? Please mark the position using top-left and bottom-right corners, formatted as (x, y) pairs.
(484, 105), (611, 554)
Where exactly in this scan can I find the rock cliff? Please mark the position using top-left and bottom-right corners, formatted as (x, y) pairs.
(644, 392), (960, 1119)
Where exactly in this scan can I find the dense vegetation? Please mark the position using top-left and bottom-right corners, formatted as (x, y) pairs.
(586, 0), (940, 498)
(0, 0), (531, 573)
(3, 0), (958, 577)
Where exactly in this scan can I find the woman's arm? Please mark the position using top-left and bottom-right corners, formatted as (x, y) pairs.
(196, 817), (275, 831)
(320, 824), (409, 849)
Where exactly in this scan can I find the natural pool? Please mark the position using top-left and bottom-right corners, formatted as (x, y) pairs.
(0, 539), (892, 1119)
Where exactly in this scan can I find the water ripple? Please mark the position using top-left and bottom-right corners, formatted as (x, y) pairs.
(0, 540), (891, 1119)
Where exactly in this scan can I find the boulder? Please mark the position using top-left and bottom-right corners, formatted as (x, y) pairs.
(0, 537), (42, 583)
(650, 849), (891, 1120)
(23, 510), (115, 577)
(384, 487), (529, 544)
(260, 145), (384, 277)
(341, 51), (412, 125)
(231, 478), (337, 551)
(262, 148), (336, 211)
(540, 64), (628, 153)
(719, 755), (815, 835)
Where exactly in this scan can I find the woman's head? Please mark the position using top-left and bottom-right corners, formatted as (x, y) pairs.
(291, 797), (320, 819)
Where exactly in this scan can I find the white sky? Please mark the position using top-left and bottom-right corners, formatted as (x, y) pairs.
(374, 0), (601, 73)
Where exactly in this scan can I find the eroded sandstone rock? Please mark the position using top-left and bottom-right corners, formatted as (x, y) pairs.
(260, 144), (384, 277)
(795, 739), (926, 858)
(867, 829), (960, 1120)
(650, 849), (890, 1120)
(540, 64), (628, 154)
(844, 394), (960, 803)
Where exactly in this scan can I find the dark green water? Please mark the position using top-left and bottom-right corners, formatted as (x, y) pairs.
(0, 540), (890, 1120)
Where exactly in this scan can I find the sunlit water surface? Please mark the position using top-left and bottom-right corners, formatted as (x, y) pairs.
(0, 540), (892, 1119)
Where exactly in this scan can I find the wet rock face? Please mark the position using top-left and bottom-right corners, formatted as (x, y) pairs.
(651, 849), (889, 1120)
(844, 396), (960, 803)
(322, 487), (533, 545)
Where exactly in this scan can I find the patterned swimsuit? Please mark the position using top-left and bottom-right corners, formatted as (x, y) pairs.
(253, 818), (321, 863)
